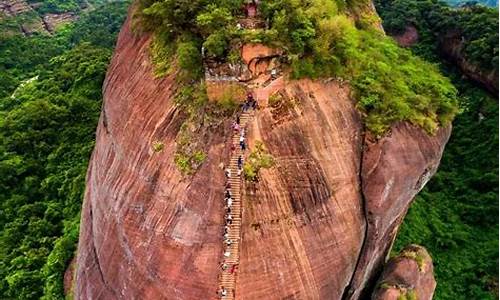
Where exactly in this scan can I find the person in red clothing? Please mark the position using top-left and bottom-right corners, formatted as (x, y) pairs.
(230, 264), (239, 274)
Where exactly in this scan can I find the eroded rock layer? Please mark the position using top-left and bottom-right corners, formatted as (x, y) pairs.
(75, 10), (451, 300)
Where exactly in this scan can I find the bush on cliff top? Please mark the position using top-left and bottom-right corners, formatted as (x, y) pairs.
(136, 0), (459, 136)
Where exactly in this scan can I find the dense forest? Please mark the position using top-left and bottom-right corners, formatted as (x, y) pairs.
(376, 0), (498, 74)
(0, 1), (129, 299)
(375, 0), (499, 299)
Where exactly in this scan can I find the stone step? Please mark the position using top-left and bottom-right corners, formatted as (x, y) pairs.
(219, 111), (254, 299)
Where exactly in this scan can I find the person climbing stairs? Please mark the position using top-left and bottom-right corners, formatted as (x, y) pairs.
(218, 105), (254, 300)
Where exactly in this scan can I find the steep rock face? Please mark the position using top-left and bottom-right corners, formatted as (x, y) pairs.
(238, 80), (365, 299)
(372, 245), (436, 300)
(75, 16), (227, 299)
(75, 10), (450, 300)
(344, 123), (450, 299)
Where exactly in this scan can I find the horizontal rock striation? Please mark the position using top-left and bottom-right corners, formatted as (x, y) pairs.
(43, 12), (77, 32)
(0, 0), (31, 16)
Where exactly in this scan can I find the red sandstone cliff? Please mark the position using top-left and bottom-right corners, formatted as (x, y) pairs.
(74, 10), (450, 300)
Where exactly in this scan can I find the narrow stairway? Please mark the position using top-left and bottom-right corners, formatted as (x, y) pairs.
(217, 108), (254, 300)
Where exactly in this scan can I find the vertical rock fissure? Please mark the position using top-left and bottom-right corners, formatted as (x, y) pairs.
(341, 128), (369, 300)
(88, 202), (119, 298)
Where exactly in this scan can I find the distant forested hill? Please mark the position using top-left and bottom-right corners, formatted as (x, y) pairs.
(0, 1), (130, 298)
(377, 0), (498, 93)
(446, 0), (498, 7)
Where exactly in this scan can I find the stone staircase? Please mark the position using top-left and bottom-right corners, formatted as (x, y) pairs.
(218, 109), (253, 300)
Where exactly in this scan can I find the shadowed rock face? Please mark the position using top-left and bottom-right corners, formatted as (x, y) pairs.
(372, 245), (436, 300)
(75, 10), (451, 300)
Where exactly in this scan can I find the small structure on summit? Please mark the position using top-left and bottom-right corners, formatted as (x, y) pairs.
(244, 0), (258, 18)
(203, 0), (285, 103)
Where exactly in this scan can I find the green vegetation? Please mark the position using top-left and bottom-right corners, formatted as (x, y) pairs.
(136, 0), (459, 136)
(379, 282), (393, 289)
(152, 141), (165, 152)
(0, 2), (129, 299)
(376, 0), (498, 72)
(400, 248), (427, 272)
(174, 150), (207, 174)
(243, 141), (275, 181)
(377, 1), (499, 298)
(397, 289), (418, 300)
(0, 1), (130, 99)
(290, 15), (458, 135)
(27, 0), (112, 14)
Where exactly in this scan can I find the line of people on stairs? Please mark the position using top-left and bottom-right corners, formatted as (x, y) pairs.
(218, 92), (256, 299)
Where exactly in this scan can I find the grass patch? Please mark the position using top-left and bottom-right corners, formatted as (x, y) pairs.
(149, 33), (175, 78)
(174, 150), (207, 174)
(151, 141), (164, 153)
(268, 93), (282, 107)
(379, 282), (393, 289)
(397, 289), (417, 300)
(400, 248), (427, 272)
(244, 141), (275, 181)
